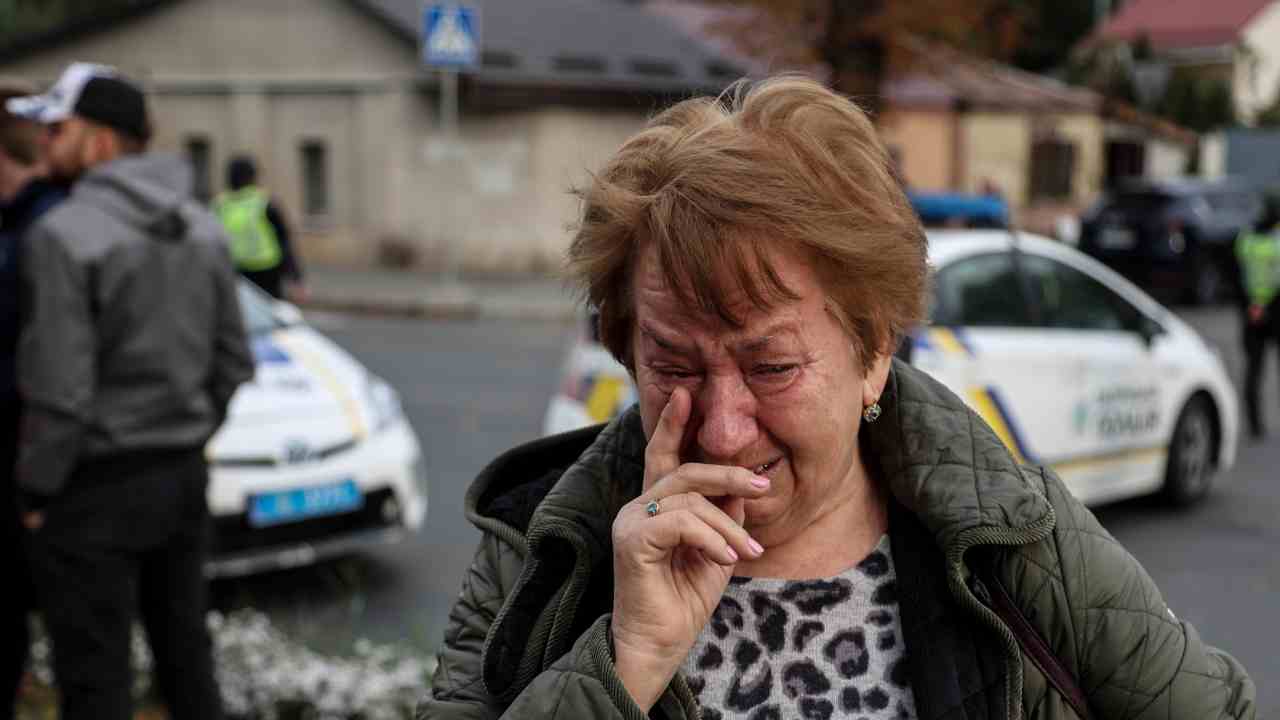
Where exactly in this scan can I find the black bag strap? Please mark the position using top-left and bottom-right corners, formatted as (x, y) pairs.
(981, 563), (1095, 720)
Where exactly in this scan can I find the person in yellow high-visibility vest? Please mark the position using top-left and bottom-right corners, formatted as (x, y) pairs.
(1236, 200), (1280, 439)
(214, 155), (305, 301)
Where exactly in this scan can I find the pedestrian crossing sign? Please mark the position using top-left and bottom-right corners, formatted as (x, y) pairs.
(422, 4), (480, 69)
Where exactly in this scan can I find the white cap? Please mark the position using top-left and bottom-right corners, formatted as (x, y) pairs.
(5, 61), (118, 124)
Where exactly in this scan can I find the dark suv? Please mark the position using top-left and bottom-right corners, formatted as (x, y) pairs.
(1078, 178), (1262, 305)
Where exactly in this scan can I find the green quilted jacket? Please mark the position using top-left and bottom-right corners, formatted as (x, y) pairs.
(419, 361), (1255, 720)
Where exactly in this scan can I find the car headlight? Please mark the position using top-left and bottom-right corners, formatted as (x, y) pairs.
(365, 374), (403, 433)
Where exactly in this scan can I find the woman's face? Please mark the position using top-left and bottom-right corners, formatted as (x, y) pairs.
(632, 243), (891, 548)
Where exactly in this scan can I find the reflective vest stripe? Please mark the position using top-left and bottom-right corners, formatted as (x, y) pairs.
(215, 188), (282, 272)
(1236, 231), (1280, 307)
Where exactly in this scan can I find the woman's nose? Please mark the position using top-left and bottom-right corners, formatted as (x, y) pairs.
(694, 374), (758, 462)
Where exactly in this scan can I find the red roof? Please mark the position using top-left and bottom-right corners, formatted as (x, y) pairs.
(1094, 0), (1273, 49)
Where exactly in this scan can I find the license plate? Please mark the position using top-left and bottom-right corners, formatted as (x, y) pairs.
(1098, 225), (1136, 250)
(248, 480), (362, 527)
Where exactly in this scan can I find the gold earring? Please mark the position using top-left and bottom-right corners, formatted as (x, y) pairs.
(862, 402), (882, 424)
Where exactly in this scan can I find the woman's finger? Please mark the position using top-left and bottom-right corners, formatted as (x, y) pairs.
(643, 388), (690, 488)
(721, 496), (746, 527)
(643, 462), (770, 505)
(632, 492), (761, 560)
(629, 508), (741, 566)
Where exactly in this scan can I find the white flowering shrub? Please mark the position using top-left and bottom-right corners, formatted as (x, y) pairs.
(28, 610), (434, 720)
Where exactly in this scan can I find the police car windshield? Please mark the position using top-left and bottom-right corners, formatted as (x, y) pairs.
(236, 281), (285, 336)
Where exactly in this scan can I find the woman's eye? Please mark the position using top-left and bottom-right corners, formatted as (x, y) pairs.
(658, 367), (698, 379)
(754, 364), (797, 378)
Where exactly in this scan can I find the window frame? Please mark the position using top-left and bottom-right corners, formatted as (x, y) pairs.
(1028, 136), (1077, 202)
(299, 138), (331, 224)
(183, 134), (213, 205)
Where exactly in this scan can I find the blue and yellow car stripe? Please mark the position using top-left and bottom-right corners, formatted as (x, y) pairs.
(585, 375), (629, 424)
(251, 336), (291, 364)
(965, 386), (1036, 465)
(915, 325), (1175, 475)
(927, 327), (975, 357)
(916, 327), (1034, 463)
(272, 331), (369, 441)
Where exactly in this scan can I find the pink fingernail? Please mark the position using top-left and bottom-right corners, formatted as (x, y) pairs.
(750, 475), (770, 488)
(726, 546), (739, 562)
(748, 539), (764, 556)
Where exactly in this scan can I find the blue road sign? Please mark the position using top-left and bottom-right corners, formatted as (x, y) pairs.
(422, 4), (480, 69)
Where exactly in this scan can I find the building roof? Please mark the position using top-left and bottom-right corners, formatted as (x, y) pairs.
(350, 0), (747, 94)
(1103, 99), (1199, 146)
(885, 37), (1102, 114)
(0, 0), (748, 97)
(645, 0), (829, 82)
(885, 38), (1196, 146)
(651, 2), (1097, 114)
(1091, 0), (1273, 50)
(650, 2), (1195, 145)
(0, 0), (176, 65)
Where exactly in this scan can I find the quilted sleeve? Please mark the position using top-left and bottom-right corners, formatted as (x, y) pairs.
(493, 615), (657, 720)
(419, 537), (657, 720)
(419, 533), (656, 719)
(1019, 469), (1256, 720)
(420, 532), (523, 719)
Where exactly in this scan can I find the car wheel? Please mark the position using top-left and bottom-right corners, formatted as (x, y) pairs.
(1191, 257), (1222, 306)
(1163, 396), (1215, 505)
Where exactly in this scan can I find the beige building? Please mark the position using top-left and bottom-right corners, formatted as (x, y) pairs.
(877, 40), (1196, 235)
(0, 0), (741, 272)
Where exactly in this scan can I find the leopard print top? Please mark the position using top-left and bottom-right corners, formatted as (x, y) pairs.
(680, 535), (917, 720)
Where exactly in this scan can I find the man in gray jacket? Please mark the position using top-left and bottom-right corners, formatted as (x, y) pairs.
(8, 63), (253, 720)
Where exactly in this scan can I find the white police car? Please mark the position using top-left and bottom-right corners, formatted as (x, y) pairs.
(203, 283), (427, 578)
(543, 230), (1239, 507)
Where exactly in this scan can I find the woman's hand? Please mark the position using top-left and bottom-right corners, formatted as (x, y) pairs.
(610, 387), (768, 712)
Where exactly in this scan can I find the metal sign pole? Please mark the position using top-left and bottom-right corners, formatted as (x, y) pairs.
(441, 69), (458, 138)
(440, 68), (459, 282)
(423, 2), (478, 282)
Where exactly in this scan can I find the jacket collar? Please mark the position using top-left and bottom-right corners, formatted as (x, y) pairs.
(477, 359), (1054, 703)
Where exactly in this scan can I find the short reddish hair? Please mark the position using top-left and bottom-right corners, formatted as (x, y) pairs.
(566, 75), (928, 369)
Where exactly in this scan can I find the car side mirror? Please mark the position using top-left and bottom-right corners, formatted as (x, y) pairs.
(273, 300), (303, 326)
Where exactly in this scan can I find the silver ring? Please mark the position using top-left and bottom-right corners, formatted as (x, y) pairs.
(645, 499), (661, 517)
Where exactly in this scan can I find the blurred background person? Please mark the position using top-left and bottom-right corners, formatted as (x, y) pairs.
(0, 78), (65, 720)
(8, 62), (253, 720)
(215, 154), (306, 302)
(1237, 198), (1280, 440)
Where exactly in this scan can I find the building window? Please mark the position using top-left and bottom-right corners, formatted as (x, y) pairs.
(300, 139), (329, 217)
(1029, 138), (1076, 201)
(184, 135), (212, 203)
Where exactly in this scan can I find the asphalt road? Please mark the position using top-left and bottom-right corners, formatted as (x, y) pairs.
(211, 307), (1277, 715)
